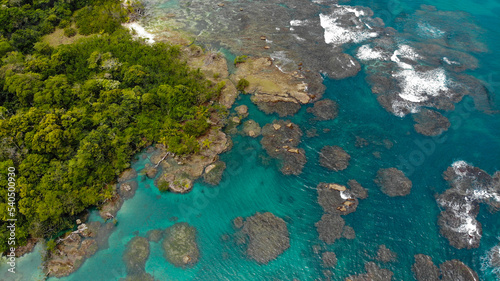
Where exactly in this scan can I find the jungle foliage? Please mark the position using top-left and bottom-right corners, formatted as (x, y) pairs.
(0, 0), (224, 252)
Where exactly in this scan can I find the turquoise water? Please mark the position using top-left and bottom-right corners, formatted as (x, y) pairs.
(4, 0), (500, 280)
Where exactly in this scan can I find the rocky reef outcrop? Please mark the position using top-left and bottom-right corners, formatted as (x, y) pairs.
(413, 108), (451, 136)
(203, 161), (226, 185)
(242, 119), (262, 137)
(45, 221), (116, 277)
(232, 57), (314, 116)
(437, 161), (500, 249)
(317, 183), (359, 215)
(123, 236), (150, 275)
(322, 251), (337, 268)
(412, 254), (479, 281)
(315, 213), (345, 245)
(319, 146), (351, 171)
(238, 212), (290, 264)
(376, 245), (396, 263)
(347, 179), (368, 200)
(261, 120), (306, 175)
(308, 99), (339, 121)
(162, 223), (200, 268)
(315, 181), (367, 244)
(374, 168), (412, 197)
(154, 127), (231, 193)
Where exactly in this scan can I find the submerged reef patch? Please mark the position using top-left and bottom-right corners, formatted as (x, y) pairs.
(238, 212), (290, 264)
(374, 168), (413, 197)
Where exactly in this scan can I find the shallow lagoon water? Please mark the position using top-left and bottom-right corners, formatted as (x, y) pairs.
(3, 0), (500, 280)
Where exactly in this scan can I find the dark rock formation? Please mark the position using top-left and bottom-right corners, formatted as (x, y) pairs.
(45, 221), (115, 277)
(242, 119), (262, 137)
(348, 179), (368, 200)
(412, 254), (440, 281)
(376, 245), (396, 263)
(123, 237), (150, 275)
(162, 223), (200, 268)
(342, 225), (356, 240)
(256, 101), (302, 117)
(412, 254), (479, 281)
(261, 120), (306, 175)
(322, 251), (337, 268)
(119, 181), (138, 200)
(440, 260), (479, 281)
(319, 146), (351, 171)
(315, 213), (345, 245)
(240, 212), (290, 264)
(308, 99), (339, 121)
(437, 161), (500, 249)
(142, 164), (158, 179)
(374, 168), (412, 197)
(203, 161), (226, 185)
(413, 108), (451, 136)
(345, 262), (393, 281)
(317, 183), (359, 215)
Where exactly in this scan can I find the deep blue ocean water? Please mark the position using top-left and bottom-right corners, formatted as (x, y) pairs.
(2, 0), (500, 280)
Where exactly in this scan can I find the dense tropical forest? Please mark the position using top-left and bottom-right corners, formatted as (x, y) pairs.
(0, 0), (225, 252)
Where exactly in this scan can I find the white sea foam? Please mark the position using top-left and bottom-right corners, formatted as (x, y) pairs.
(123, 22), (155, 44)
(393, 67), (449, 102)
(391, 45), (420, 62)
(292, 34), (306, 42)
(391, 100), (419, 117)
(439, 197), (481, 245)
(389, 45), (449, 102)
(417, 22), (445, 38)
(290, 20), (309, 27)
(270, 51), (295, 73)
(356, 44), (386, 61)
(319, 6), (378, 46)
(452, 160), (470, 177)
(340, 191), (352, 200)
(443, 57), (460, 65)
